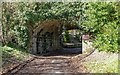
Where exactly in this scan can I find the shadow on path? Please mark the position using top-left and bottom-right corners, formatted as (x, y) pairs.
(39, 48), (82, 56)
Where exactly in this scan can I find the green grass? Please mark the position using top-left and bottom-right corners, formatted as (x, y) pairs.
(1, 44), (29, 63)
(84, 57), (119, 73)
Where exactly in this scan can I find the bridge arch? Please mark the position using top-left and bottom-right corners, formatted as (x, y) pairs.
(30, 19), (83, 54)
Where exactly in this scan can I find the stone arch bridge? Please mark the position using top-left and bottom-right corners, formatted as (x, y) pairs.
(29, 19), (82, 54)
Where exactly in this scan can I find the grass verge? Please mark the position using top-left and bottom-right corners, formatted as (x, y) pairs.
(0, 43), (30, 70)
(83, 51), (119, 73)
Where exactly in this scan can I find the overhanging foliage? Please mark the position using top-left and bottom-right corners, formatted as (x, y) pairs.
(2, 2), (119, 52)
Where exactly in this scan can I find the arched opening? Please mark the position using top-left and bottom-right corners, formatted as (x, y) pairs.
(60, 29), (82, 48)
(31, 19), (83, 55)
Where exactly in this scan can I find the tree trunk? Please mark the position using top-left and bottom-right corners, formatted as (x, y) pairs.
(0, 24), (3, 46)
(0, 3), (3, 46)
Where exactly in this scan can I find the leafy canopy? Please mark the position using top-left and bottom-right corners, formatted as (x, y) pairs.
(2, 2), (119, 52)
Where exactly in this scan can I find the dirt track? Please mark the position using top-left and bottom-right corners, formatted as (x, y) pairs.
(7, 56), (83, 75)
(2, 48), (93, 75)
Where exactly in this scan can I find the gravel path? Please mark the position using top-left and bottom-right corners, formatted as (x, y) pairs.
(6, 48), (84, 75)
(9, 56), (82, 75)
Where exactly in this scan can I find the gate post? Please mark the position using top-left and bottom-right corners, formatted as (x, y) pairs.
(82, 34), (92, 53)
